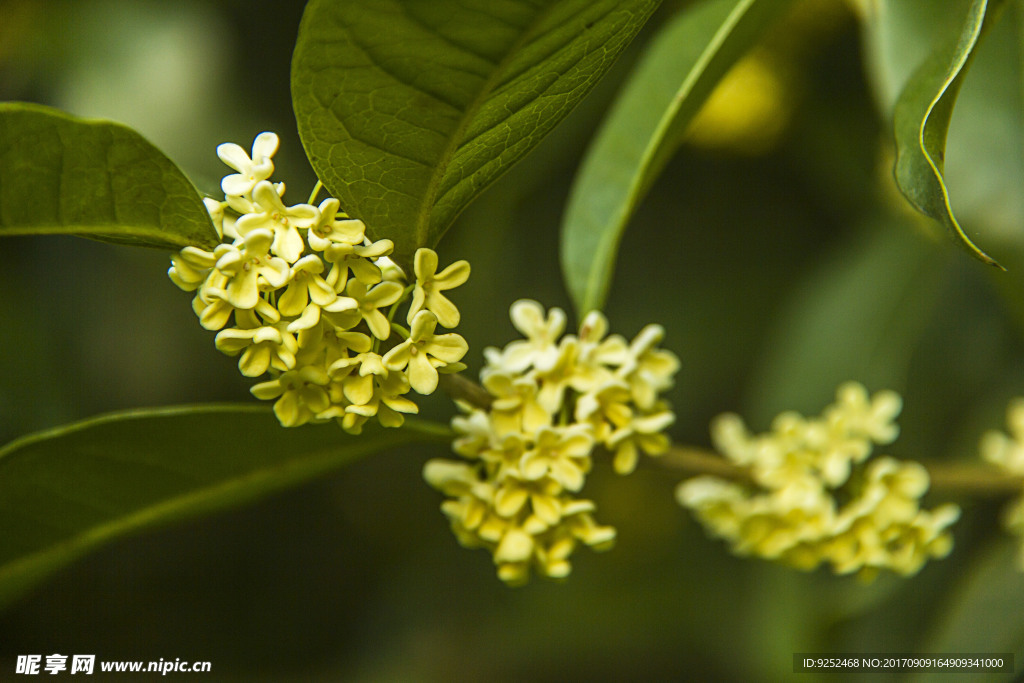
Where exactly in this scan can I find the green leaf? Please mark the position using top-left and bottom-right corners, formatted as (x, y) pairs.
(560, 0), (791, 317)
(892, 0), (1009, 269)
(0, 102), (218, 250)
(857, 0), (974, 116)
(290, 0), (661, 267)
(0, 404), (447, 610)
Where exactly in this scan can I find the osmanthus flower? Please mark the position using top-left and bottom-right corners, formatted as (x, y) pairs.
(479, 432), (533, 484)
(423, 456), (616, 586)
(676, 383), (960, 578)
(324, 238), (394, 289)
(203, 198), (228, 239)
(519, 425), (595, 492)
(168, 132), (470, 434)
(981, 398), (1024, 475)
(382, 310), (469, 394)
(217, 131), (278, 196)
(424, 299), (677, 584)
(251, 366), (331, 428)
(318, 327), (373, 369)
(493, 299), (567, 373)
(980, 398), (1024, 569)
(277, 255), (337, 317)
(576, 310), (630, 373)
(481, 370), (550, 437)
(408, 247), (471, 328)
(210, 228), (290, 310)
(533, 338), (584, 414)
(606, 407), (675, 475)
(325, 279), (404, 340)
(307, 198), (365, 252)
(235, 180), (319, 263)
(343, 371), (419, 428)
(328, 351), (388, 406)
(823, 458), (960, 578)
(493, 471), (565, 527)
(619, 324), (681, 410)
(214, 323), (297, 377)
(825, 381), (903, 445)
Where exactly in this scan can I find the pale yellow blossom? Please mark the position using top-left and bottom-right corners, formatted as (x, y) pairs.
(217, 131), (278, 196)
(169, 132), (469, 434)
(679, 383), (959, 578)
(235, 180), (319, 263)
(408, 248), (471, 328)
(381, 310), (468, 394)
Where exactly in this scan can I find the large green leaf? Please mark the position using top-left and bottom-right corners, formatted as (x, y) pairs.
(892, 0), (1009, 268)
(0, 102), (218, 250)
(857, 0), (974, 115)
(0, 404), (448, 610)
(290, 0), (661, 267)
(559, 0), (791, 317)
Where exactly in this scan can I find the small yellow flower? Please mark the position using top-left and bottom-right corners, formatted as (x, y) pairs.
(235, 180), (319, 263)
(408, 248), (470, 328)
(171, 133), (472, 435)
(619, 324), (680, 410)
(343, 371), (419, 429)
(214, 324), (297, 377)
(382, 310), (469, 394)
(209, 229), (290, 310)
(324, 238), (394, 289)
(307, 198), (366, 251)
(168, 246), (217, 292)
(277, 254), (337, 317)
(217, 131), (278, 196)
(481, 370), (551, 437)
(519, 425), (594, 492)
(606, 408), (675, 475)
(980, 398), (1024, 569)
(679, 383), (959, 578)
(496, 299), (566, 373)
(493, 473), (564, 527)
(250, 366), (331, 427)
(981, 398), (1024, 475)
(328, 351), (388, 406)
(325, 279), (403, 340)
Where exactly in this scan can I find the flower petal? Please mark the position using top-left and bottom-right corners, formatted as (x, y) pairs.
(408, 353), (439, 394)
(251, 131), (280, 160)
(433, 259), (470, 289)
(216, 142), (250, 173)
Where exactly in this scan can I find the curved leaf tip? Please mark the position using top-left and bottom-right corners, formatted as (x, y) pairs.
(0, 102), (218, 250)
(892, 0), (1008, 270)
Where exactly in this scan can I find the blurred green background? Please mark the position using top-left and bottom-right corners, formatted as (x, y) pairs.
(2, 0), (1023, 679)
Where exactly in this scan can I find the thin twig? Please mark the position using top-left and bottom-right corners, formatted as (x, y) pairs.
(438, 373), (1024, 499)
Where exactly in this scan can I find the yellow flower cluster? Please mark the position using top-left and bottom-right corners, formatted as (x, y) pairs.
(424, 300), (680, 585)
(980, 398), (1024, 569)
(677, 383), (960, 578)
(168, 132), (469, 432)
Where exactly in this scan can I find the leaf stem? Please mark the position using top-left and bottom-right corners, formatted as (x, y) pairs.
(307, 180), (323, 205)
(651, 444), (1024, 498)
(401, 416), (456, 443)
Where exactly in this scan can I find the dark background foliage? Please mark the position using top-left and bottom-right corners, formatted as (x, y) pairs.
(1, 0), (1022, 679)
